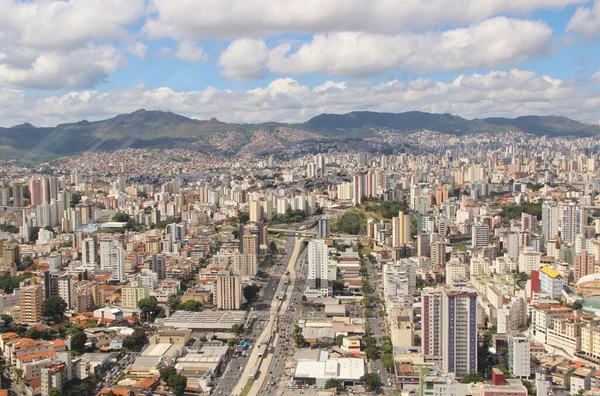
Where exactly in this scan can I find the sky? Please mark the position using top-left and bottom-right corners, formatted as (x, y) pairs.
(2, 0), (600, 127)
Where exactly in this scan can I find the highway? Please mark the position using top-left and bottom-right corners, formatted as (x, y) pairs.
(258, 248), (308, 395)
(365, 253), (394, 393)
(229, 236), (306, 396)
(212, 237), (296, 396)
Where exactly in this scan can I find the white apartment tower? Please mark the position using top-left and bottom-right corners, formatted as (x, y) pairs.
(508, 333), (531, 379)
(307, 239), (329, 297)
(82, 237), (96, 268)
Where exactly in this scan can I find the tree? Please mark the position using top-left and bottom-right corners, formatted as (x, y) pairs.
(381, 343), (393, 353)
(179, 300), (202, 312)
(365, 346), (378, 360)
(167, 294), (181, 311)
(572, 300), (583, 310)
(123, 329), (148, 351)
(159, 367), (177, 382)
(112, 212), (130, 222)
(0, 314), (13, 326)
(43, 296), (68, 320)
(336, 334), (345, 347)
(167, 373), (187, 396)
(70, 330), (88, 352)
(231, 324), (243, 335)
(243, 284), (261, 303)
(49, 388), (60, 396)
(237, 212), (250, 224)
(461, 371), (484, 383)
(521, 379), (534, 395)
(138, 297), (158, 321)
(382, 353), (395, 369)
(361, 373), (381, 391)
(331, 280), (345, 293)
(324, 378), (343, 391)
(70, 193), (82, 208)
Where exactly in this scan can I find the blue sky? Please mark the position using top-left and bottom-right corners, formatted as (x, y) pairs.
(1, 0), (600, 126)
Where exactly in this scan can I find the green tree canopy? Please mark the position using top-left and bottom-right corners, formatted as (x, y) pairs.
(70, 329), (88, 352)
(461, 371), (485, 384)
(324, 378), (343, 391)
(243, 284), (261, 303)
(365, 346), (378, 360)
(123, 329), (147, 351)
(48, 387), (61, 396)
(179, 300), (202, 312)
(361, 373), (381, 391)
(112, 212), (130, 222)
(43, 296), (68, 320)
(167, 373), (187, 396)
(0, 314), (13, 326)
(159, 366), (177, 382)
(138, 297), (158, 320)
(333, 210), (366, 235)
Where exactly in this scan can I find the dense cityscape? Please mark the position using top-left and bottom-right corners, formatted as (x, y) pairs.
(0, 129), (598, 396)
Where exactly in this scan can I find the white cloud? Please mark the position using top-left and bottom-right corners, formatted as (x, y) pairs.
(567, 0), (600, 37)
(3, 69), (600, 127)
(145, 0), (583, 39)
(220, 18), (553, 77)
(0, 0), (145, 50)
(0, 45), (124, 89)
(592, 70), (600, 83)
(127, 42), (148, 60)
(0, 0), (144, 90)
(218, 38), (269, 80)
(174, 41), (206, 62)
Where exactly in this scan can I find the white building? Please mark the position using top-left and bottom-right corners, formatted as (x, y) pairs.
(508, 333), (531, 379)
(307, 239), (329, 297)
(471, 223), (489, 249)
(82, 237), (96, 268)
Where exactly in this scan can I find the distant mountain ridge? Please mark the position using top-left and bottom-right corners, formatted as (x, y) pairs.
(306, 111), (600, 136)
(1, 109), (598, 162)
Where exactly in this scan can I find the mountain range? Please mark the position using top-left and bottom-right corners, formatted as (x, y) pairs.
(2, 109), (599, 162)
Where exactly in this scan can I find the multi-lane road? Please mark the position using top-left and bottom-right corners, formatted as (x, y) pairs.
(259, 248), (308, 395)
(212, 237), (297, 396)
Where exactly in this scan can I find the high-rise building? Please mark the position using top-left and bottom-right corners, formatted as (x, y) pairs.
(20, 279), (44, 324)
(392, 211), (410, 247)
(317, 219), (330, 239)
(242, 234), (258, 255)
(307, 239), (329, 297)
(249, 200), (263, 222)
(2, 241), (20, 269)
(352, 172), (365, 206)
(471, 223), (490, 249)
(561, 202), (582, 245)
(507, 232), (519, 259)
(435, 185), (449, 206)
(508, 333), (531, 379)
(12, 182), (23, 207)
(314, 154), (325, 178)
(82, 237), (96, 268)
(542, 201), (559, 244)
(122, 281), (149, 309)
(99, 239), (112, 271)
(57, 274), (74, 309)
(574, 251), (595, 282)
(0, 185), (9, 206)
(442, 287), (478, 376)
(232, 253), (257, 276)
(150, 254), (167, 280)
(216, 270), (242, 309)
(421, 288), (443, 363)
(109, 245), (125, 282)
(431, 240), (446, 267)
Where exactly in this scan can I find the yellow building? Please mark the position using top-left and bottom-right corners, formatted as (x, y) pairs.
(121, 281), (149, 309)
(20, 280), (43, 324)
